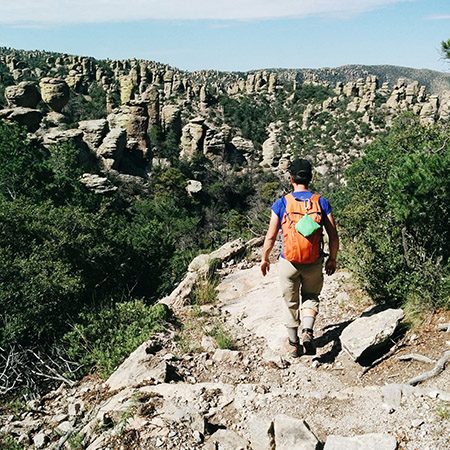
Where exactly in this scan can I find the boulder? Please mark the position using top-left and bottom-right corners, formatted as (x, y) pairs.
(119, 74), (135, 104)
(323, 433), (397, 450)
(268, 72), (278, 94)
(161, 105), (181, 136)
(79, 173), (118, 194)
(0, 107), (43, 132)
(340, 308), (404, 362)
(108, 103), (150, 167)
(106, 341), (168, 390)
(204, 128), (226, 158)
(274, 415), (319, 450)
(42, 128), (84, 148)
(79, 119), (109, 150)
(39, 78), (70, 112)
(96, 128), (126, 170)
(141, 86), (159, 125)
(212, 349), (242, 364)
(231, 136), (254, 155)
(180, 118), (206, 159)
(42, 111), (67, 128)
(261, 134), (280, 168)
(188, 239), (245, 273)
(33, 432), (49, 449)
(186, 179), (202, 195)
(248, 414), (274, 450)
(5, 81), (41, 108)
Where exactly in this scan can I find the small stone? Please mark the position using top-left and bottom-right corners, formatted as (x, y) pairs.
(411, 419), (425, 428)
(212, 349), (242, 364)
(193, 430), (204, 443)
(33, 432), (49, 449)
(56, 420), (73, 434)
(68, 400), (84, 417)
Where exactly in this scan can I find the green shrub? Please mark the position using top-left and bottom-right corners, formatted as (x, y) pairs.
(64, 301), (169, 378)
(209, 323), (235, 350)
(0, 433), (23, 450)
(335, 115), (450, 314)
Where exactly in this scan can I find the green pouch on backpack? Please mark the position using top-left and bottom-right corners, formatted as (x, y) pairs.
(295, 214), (321, 237)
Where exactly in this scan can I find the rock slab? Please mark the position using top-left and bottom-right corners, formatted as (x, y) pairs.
(324, 433), (397, 450)
(274, 415), (319, 450)
(340, 308), (404, 361)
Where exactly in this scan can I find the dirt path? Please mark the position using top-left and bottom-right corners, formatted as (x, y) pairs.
(212, 261), (450, 449)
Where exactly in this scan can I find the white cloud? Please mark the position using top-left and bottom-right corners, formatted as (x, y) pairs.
(0, 0), (410, 25)
(427, 14), (450, 20)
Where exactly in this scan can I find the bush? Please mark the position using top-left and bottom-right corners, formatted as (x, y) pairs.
(64, 301), (169, 378)
(208, 323), (235, 350)
(335, 115), (450, 315)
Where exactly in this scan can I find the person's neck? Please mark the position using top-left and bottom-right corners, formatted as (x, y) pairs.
(292, 183), (309, 192)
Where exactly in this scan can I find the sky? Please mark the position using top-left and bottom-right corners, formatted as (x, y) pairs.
(0, 0), (449, 72)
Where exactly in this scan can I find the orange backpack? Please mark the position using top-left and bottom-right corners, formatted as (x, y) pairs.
(281, 193), (323, 264)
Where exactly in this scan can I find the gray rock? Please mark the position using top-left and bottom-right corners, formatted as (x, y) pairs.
(39, 77), (70, 112)
(161, 105), (181, 135)
(108, 103), (150, 156)
(97, 128), (126, 170)
(56, 420), (73, 434)
(382, 383), (402, 410)
(106, 341), (168, 390)
(248, 413), (274, 450)
(261, 134), (280, 168)
(68, 400), (84, 417)
(0, 107), (43, 132)
(231, 136), (254, 155)
(212, 349), (242, 364)
(79, 119), (109, 150)
(33, 432), (49, 449)
(274, 415), (319, 450)
(5, 81), (41, 108)
(186, 180), (202, 195)
(324, 433), (397, 450)
(340, 308), (404, 361)
(180, 120), (206, 159)
(42, 128), (84, 149)
(205, 429), (249, 450)
(42, 111), (67, 128)
(201, 335), (217, 352)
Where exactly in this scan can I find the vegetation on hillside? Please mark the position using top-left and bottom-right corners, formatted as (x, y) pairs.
(0, 121), (280, 397)
(334, 115), (450, 319)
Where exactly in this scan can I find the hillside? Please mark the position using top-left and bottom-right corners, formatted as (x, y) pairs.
(1, 47), (449, 188)
(0, 46), (449, 450)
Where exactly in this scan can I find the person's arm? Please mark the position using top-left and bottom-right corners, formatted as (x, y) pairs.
(323, 212), (339, 275)
(261, 211), (280, 276)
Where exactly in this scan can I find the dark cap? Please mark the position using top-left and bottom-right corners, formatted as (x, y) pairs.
(288, 158), (312, 177)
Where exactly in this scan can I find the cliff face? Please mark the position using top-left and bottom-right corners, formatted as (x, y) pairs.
(1, 47), (449, 190)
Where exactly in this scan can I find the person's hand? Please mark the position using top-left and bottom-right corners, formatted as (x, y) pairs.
(325, 257), (337, 275)
(261, 260), (270, 276)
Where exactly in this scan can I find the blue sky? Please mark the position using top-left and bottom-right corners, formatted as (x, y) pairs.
(0, 0), (449, 72)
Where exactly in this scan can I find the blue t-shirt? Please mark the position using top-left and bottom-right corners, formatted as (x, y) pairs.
(271, 191), (332, 259)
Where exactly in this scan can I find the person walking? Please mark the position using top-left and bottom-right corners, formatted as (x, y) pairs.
(260, 159), (339, 357)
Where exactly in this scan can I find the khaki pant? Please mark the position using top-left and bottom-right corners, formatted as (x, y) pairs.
(278, 257), (324, 328)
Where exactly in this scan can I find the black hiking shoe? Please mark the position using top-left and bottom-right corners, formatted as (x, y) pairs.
(288, 339), (302, 358)
(301, 329), (316, 356)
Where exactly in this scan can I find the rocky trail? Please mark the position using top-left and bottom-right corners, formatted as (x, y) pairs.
(2, 242), (449, 450)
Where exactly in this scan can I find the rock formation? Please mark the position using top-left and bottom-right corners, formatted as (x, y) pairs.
(39, 78), (70, 112)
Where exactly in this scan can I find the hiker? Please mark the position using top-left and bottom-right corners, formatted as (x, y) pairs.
(260, 158), (339, 357)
